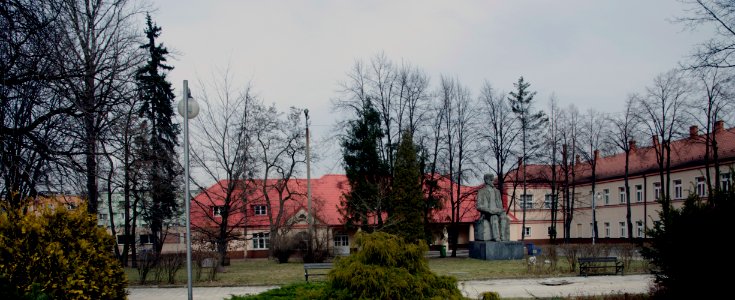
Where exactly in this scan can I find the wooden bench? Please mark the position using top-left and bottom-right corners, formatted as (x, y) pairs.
(578, 257), (624, 276)
(304, 263), (333, 282)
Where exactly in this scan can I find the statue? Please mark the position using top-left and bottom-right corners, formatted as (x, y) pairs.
(475, 173), (510, 241)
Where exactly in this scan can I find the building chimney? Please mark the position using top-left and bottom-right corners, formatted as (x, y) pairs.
(575, 154), (581, 164)
(628, 140), (637, 152)
(594, 149), (600, 161)
(690, 125), (698, 138)
(652, 135), (660, 148)
(715, 120), (724, 133)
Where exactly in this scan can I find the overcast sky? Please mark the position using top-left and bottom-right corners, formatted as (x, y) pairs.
(153, 0), (712, 180)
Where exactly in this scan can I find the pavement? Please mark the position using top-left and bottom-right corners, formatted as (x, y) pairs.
(128, 274), (653, 300)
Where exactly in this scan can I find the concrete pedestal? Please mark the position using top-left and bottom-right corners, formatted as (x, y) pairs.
(469, 241), (524, 260)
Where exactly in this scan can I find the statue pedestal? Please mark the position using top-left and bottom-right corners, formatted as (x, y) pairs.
(469, 241), (524, 260)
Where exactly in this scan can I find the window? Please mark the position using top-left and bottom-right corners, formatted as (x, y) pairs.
(576, 224), (582, 238)
(523, 226), (532, 237)
(635, 185), (643, 203)
(140, 234), (154, 245)
(543, 194), (555, 209)
(619, 187), (626, 204)
(604, 222), (610, 238)
(603, 189), (610, 205)
(696, 177), (706, 197)
(520, 194), (533, 209)
(674, 179), (682, 199)
(98, 213), (108, 222)
(722, 173), (731, 192)
(619, 222), (627, 238)
(252, 232), (270, 249)
(334, 234), (349, 247)
(253, 205), (267, 216)
(212, 206), (225, 217)
(653, 182), (661, 200)
(636, 221), (644, 238)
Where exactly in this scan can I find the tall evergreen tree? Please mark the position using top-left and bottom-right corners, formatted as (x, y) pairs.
(508, 76), (547, 240)
(389, 131), (425, 243)
(341, 99), (389, 230)
(135, 14), (181, 255)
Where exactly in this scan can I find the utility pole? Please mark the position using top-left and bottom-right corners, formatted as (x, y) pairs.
(304, 109), (312, 258)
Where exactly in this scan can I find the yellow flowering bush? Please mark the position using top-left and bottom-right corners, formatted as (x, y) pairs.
(0, 204), (127, 299)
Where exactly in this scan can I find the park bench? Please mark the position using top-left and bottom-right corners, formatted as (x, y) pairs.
(578, 257), (624, 276)
(304, 263), (333, 282)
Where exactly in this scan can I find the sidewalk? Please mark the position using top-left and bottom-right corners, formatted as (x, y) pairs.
(128, 274), (653, 300)
(460, 274), (652, 299)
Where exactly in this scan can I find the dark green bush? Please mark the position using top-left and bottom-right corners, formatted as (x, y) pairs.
(641, 191), (734, 299)
(480, 291), (500, 300)
(322, 232), (463, 300)
(0, 205), (127, 299)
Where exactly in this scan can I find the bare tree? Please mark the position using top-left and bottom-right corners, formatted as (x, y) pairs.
(249, 105), (306, 260)
(335, 53), (433, 176)
(607, 96), (641, 239)
(54, 0), (144, 214)
(544, 95), (563, 240)
(478, 81), (520, 211)
(688, 67), (734, 194)
(559, 104), (581, 241)
(577, 109), (606, 241)
(438, 75), (478, 256)
(638, 69), (690, 219)
(190, 69), (255, 266)
(679, 0), (735, 69)
(1, 0), (79, 206)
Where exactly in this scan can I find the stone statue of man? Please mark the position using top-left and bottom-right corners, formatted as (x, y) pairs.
(475, 173), (510, 241)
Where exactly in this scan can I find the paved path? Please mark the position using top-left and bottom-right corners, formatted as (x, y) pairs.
(128, 286), (277, 300)
(128, 274), (653, 300)
(460, 274), (652, 299)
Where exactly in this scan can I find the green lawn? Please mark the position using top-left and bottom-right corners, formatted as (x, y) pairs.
(125, 257), (649, 286)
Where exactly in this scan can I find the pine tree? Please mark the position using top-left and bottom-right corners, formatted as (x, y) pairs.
(135, 14), (181, 255)
(508, 76), (547, 240)
(389, 131), (425, 243)
(341, 100), (389, 230)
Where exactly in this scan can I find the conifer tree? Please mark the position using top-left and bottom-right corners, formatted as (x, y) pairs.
(341, 100), (389, 230)
(389, 131), (425, 243)
(508, 76), (547, 240)
(135, 14), (181, 255)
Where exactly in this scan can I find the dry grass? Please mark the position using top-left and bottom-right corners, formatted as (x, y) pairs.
(125, 256), (650, 287)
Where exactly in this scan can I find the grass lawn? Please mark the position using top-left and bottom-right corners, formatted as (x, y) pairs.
(125, 257), (649, 287)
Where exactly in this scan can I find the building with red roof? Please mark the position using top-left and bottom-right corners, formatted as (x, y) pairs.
(190, 174), (494, 258)
(503, 121), (735, 242)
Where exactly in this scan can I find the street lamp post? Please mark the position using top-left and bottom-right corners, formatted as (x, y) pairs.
(178, 80), (199, 300)
(593, 192), (600, 245)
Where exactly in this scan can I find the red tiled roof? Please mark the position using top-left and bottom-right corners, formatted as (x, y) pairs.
(503, 127), (735, 184)
(191, 174), (495, 229)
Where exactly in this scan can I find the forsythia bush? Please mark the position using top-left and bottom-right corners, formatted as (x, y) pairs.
(323, 232), (463, 300)
(0, 205), (127, 299)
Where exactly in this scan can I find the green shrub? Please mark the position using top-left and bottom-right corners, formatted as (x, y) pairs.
(322, 232), (463, 300)
(228, 282), (326, 300)
(0, 205), (127, 299)
(641, 191), (734, 299)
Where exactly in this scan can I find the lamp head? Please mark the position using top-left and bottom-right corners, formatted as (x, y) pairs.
(178, 95), (199, 119)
